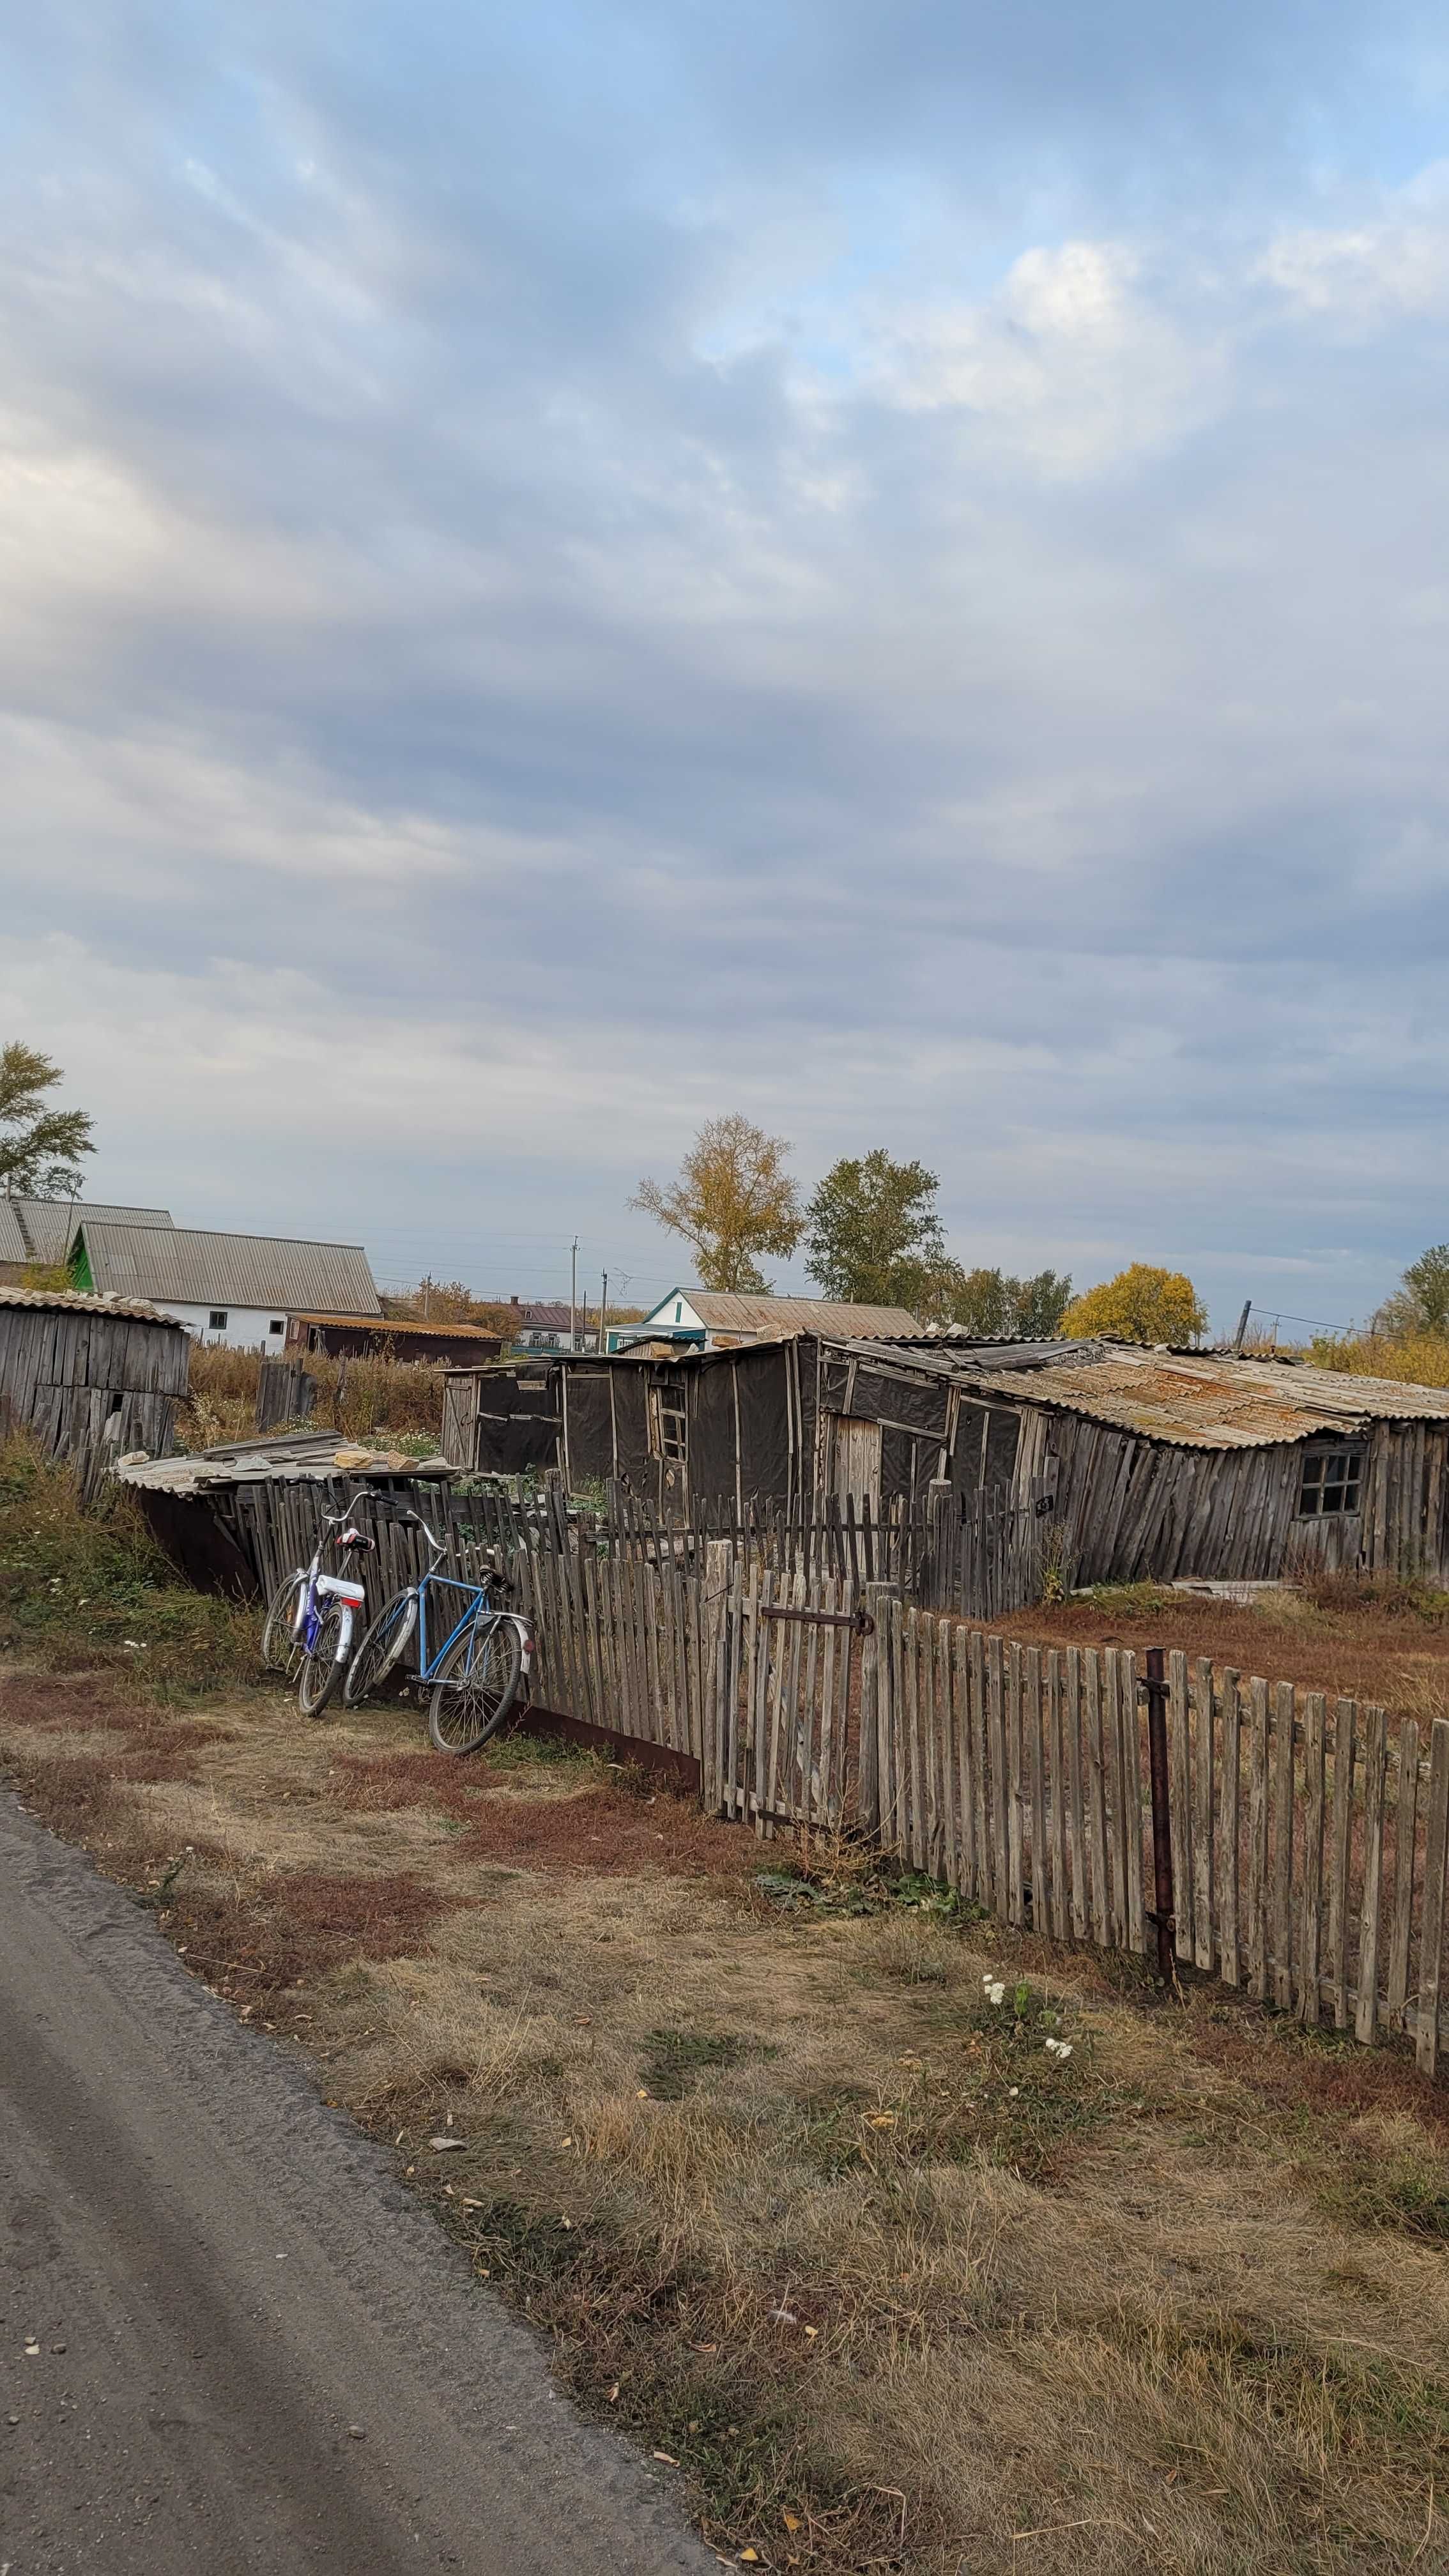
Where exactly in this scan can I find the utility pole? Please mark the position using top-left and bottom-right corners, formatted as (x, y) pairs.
(600, 1269), (608, 1356)
(569, 1238), (578, 1353)
(1232, 1298), (1252, 1355)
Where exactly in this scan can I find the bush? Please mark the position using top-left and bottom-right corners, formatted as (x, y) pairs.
(0, 1436), (255, 1693)
(1308, 1330), (1449, 1389)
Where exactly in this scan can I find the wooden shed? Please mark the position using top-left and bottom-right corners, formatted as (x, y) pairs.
(284, 1312), (502, 1365)
(820, 1336), (1449, 1586)
(0, 1285), (190, 1492)
(445, 1331), (1449, 1585)
(441, 1336), (816, 1519)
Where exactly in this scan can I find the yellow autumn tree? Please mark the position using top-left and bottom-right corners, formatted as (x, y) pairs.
(1061, 1264), (1208, 1347)
(632, 1114), (801, 1292)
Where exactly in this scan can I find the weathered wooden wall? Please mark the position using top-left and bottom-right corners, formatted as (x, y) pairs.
(1012, 1408), (1449, 1589)
(0, 1304), (188, 1497)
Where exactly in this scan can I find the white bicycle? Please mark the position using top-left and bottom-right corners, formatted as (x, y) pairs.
(259, 1503), (376, 1718)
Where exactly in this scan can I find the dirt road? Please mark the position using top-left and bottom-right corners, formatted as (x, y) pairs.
(0, 1790), (714, 2575)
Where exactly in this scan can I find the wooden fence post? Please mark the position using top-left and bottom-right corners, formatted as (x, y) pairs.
(1142, 1647), (1175, 1982)
(857, 1584), (890, 1837)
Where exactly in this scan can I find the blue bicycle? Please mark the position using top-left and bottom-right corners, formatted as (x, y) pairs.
(342, 1506), (533, 1755)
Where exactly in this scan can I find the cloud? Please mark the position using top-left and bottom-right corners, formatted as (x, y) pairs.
(871, 240), (1225, 475)
(2, 0), (1449, 1327)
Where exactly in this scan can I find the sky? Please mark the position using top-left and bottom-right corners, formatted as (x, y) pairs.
(3, 2), (1448, 1329)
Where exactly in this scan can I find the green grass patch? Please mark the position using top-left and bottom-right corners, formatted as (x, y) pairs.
(0, 1436), (256, 1696)
(641, 2027), (762, 2099)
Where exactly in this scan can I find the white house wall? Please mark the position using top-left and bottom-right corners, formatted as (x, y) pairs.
(153, 1301), (291, 1353)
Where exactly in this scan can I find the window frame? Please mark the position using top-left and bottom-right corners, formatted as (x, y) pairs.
(1296, 1441), (1365, 1519)
(649, 1386), (687, 1463)
(208, 1308), (228, 1332)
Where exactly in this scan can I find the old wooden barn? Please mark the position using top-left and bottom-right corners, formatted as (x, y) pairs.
(0, 1284), (190, 1491)
(444, 1331), (1449, 1584)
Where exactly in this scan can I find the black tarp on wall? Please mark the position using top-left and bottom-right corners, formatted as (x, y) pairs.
(470, 1367), (562, 1473)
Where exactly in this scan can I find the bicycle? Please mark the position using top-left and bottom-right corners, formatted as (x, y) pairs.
(259, 1503), (376, 1717)
(342, 1505), (533, 1755)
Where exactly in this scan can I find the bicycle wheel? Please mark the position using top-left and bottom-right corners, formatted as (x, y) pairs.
(427, 1614), (521, 1757)
(298, 1604), (347, 1717)
(261, 1570), (306, 1680)
(343, 1590), (417, 1707)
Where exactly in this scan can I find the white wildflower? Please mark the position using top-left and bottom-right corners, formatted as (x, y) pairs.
(1043, 2038), (1073, 2060)
(986, 1981), (1007, 2006)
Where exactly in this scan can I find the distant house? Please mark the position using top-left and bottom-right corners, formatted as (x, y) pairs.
(606, 1287), (921, 1353)
(284, 1311), (502, 1365)
(72, 1224), (381, 1354)
(0, 1197), (174, 1285)
(500, 1297), (597, 1353)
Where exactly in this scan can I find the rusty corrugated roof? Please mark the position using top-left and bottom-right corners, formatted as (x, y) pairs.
(291, 1311), (498, 1340)
(970, 1346), (1449, 1448)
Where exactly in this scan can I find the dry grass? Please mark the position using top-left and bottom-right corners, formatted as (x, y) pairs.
(1006, 1575), (1449, 1722)
(4, 1662), (1449, 2573)
(181, 1340), (454, 1448)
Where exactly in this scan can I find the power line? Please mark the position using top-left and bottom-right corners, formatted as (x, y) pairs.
(1245, 1301), (1360, 1335)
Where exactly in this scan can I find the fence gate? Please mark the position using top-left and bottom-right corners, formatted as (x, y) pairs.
(719, 1569), (862, 1834)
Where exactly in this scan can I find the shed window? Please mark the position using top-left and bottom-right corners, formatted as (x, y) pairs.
(270, 1320), (284, 1337)
(209, 1310), (227, 1331)
(1298, 1445), (1364, 1517)
(650, 1389), (687, 1462)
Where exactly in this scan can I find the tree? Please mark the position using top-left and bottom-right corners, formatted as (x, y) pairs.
(1374, 1245), (1449, 1340)
(933, 1264), (1073, 1337)
(632, 1115), (802, 1293)
(1061, 1264), (1207, 1346)
(0, 1041), (93, 1198)
(387, 1278), (521, 1334)
(802, 1149), (946, 1307)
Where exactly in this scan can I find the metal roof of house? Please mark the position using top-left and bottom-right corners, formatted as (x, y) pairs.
(79, 1225), (380, 1317)
(292, 1310), (500, 1341)
(843, 1336), (1449, 1449)
(0, 1283), (181, 1325)
(511, 1302), (577, 1332)
(0, 1197), (174, 1264)
(677, 1292), (922, 1337)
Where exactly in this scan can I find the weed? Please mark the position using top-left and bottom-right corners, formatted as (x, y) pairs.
(1314, 2132), (1449, 2242)
(641, 2028), (758, 2099)
(0, 1436), (255, 1693)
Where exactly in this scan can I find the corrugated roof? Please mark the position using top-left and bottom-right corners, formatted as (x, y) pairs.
(969, 1344), (1449, 1448)
(0, 1284), (182, 1325)
(682, 1292), (922, 1337)
(3, 1197), (174, 1264)
(293, 1311), (500, 1340)
(116, 1430), (455, 1491)
(79, 1224), (380, 1317)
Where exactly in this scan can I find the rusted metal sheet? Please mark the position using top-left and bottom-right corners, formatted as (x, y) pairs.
(512, 1701), (701, 1795)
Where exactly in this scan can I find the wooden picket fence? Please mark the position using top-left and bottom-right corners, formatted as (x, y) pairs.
(186, 1466), (1449, 2073)
(862, 1596), (1449, 2078)
(507, 1563), (1449, 2077)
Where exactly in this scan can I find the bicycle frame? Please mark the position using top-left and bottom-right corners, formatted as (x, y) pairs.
(294, 1506), (372, 1664)
(414, 1572), (497, 1682)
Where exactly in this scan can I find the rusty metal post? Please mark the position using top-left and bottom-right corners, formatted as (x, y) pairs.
(1142, 1646), (1175, 1981)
